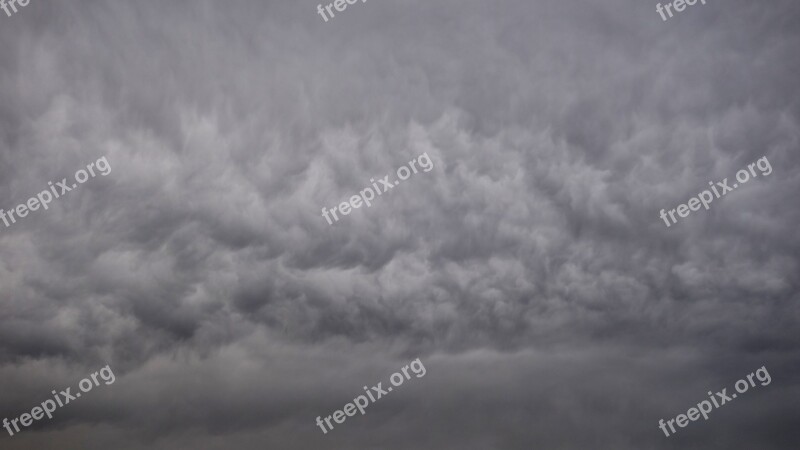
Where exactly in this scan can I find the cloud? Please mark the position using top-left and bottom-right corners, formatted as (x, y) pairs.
(1, 0), (799, 448)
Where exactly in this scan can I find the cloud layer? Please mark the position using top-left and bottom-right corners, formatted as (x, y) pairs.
(1, 0), (799, 448)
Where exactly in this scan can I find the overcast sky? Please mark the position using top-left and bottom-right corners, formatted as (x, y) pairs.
(1, 0), (799, 448)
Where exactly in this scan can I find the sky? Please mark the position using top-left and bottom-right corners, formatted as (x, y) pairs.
(0, 0), (799, 448)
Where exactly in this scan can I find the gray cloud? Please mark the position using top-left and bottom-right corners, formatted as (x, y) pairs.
(1, 0), (799, 448)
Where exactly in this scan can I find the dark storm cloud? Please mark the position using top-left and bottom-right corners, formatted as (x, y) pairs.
(0, 0), (799, 448)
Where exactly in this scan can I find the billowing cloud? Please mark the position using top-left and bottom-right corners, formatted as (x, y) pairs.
(0, 0), (798, 448)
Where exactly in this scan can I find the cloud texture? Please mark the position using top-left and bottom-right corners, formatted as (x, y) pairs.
(0, 0), (799, 448)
